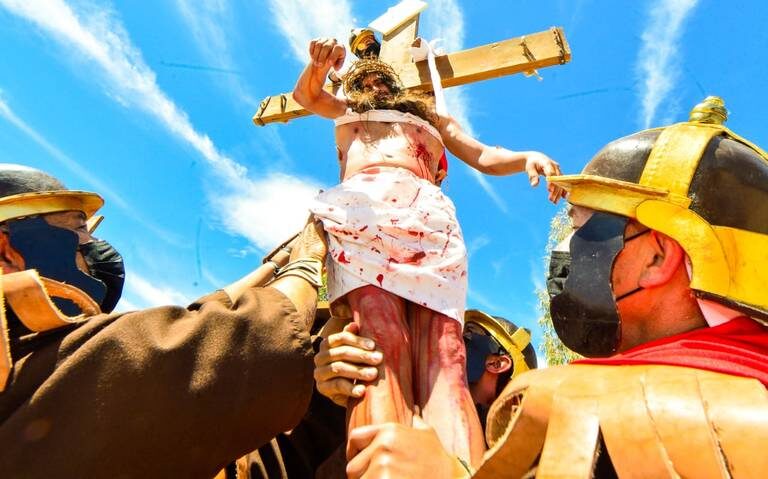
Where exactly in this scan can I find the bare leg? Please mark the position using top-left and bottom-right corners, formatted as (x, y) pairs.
(410, 304), (486, 467)
(345, 285), (414, 432)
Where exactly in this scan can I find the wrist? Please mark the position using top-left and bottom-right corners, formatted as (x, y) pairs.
(274, 257), (324, 289)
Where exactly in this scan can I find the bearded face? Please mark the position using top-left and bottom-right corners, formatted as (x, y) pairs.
(346, 72), (437, 126)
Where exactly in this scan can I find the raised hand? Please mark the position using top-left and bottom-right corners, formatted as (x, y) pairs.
(309, 37), (346, 72)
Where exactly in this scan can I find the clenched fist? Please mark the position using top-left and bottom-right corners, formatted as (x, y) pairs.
(309, 37), (345, 71)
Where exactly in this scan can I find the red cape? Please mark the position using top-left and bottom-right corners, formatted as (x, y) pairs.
(575, 317), (768, 386)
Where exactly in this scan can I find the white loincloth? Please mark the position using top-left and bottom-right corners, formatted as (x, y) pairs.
(310, 167), (467, 324)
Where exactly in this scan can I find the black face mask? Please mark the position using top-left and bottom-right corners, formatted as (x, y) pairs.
(548, 212), (630, 357)
(7, 217), (124, 315)
(79, 239), (125, 313)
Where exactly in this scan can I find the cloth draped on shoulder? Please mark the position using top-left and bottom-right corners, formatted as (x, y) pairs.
(310, 167), (467, 323)
(575, 316), (768, 386)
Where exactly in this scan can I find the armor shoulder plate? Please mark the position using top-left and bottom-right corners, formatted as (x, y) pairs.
(476, 364), (768, 479)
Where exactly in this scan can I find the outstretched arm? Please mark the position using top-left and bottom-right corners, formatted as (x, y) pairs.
(438, 114), (565, 203)
(293, 38), (348, 119)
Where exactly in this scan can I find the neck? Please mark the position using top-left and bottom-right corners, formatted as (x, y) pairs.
(470, 372), (499, 407)
(618, 268), (706, 351)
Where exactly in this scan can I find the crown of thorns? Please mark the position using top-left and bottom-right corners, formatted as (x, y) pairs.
(342, 59), (402, 94)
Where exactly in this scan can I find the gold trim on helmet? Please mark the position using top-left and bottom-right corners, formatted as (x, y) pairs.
(549, 96), (768, 316)
(0, 191), (104, 224)
(349, 28), (376, 54)
(465, 309), (532, 378)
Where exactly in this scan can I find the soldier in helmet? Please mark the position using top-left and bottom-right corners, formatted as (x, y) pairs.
(341, 97), (768, 478)
(349, 28), (380, 60)
(0, 165), (329, 477)
(462, 311), (536, 428)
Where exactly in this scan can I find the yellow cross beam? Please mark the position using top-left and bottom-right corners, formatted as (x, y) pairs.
(253, 27), (571, 126)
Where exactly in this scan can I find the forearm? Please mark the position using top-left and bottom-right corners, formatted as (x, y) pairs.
(443, 130), (527, 176)
(476, 146), (529, 176)
(293, 62), (330, 108)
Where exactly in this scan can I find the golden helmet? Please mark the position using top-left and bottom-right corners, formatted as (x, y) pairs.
(550, 97), (768, 319)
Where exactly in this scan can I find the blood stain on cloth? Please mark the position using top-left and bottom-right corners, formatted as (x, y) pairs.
(376, 273), (384, 286)
(408, 187), (422, 207)
(338, 251), (351, 264)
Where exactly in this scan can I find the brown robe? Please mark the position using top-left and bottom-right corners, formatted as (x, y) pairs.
(235, 388), (347, 479)
(0, 287), (315, 478)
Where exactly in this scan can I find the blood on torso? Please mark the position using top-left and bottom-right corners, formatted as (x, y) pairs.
(335, 119), (443, 183)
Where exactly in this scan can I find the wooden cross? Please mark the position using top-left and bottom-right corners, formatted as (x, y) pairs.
(252, 0), (571, 126)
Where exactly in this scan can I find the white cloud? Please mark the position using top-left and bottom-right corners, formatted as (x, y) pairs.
(0, 0), (324, 252)
(636, 0), (699, 128)
(124, 272), (192, 308)
(214, 172), (322, 251)
(0, 93), (184, 245)
(266, 0), (356, 64)
(114, 297), (140, 313)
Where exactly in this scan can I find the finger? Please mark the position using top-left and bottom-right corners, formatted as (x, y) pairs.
(346, 447), (373, 479)
(310, 39), (323, 64)
(314, 359), (379, 382)
(344, 321), (360, 334)
(315, 346), (382, 371)
(316, 39), (337, 66)
(542, 161), (559, 177)
(347, 424), (386, 461)
(526, 164), (540, 187)
(316, 377), (366, 405)
(331, 44), (346, 70)
(327, 329), (376, 350)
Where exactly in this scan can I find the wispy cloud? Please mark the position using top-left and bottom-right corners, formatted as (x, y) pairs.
(0, 92), (183, 245)
(466, 234), (490, 259)
(173, 0), (294, 166)
(123, 272), (192, 308)
(636, 0), (699, 128)
(173, 0), (256, 107)
(266, 0), (356, 65)
(467, 286), (500, 312)
(0, 0), (323, 251)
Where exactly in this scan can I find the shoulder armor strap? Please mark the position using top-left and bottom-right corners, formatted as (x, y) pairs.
(477, 364), (768, 478)
(0, 269), (101, 392)
(2, 269), (100, 332)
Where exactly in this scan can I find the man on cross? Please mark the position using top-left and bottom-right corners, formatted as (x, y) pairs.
(293, 36), (563, 467)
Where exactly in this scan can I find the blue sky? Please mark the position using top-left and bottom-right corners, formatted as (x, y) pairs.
(0, 0), (766, 358)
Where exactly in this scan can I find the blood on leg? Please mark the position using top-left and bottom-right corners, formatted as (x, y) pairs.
(410, 304), (486, 467)
(345, 285), (414, 432)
